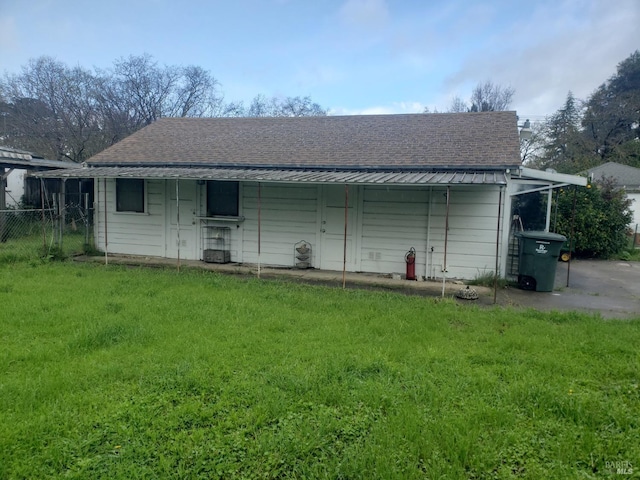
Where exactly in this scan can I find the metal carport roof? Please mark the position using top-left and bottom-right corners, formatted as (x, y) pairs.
(33, 166), (508, 185)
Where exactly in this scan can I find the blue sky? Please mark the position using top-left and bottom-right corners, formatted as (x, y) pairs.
(1, 0), (638, 119)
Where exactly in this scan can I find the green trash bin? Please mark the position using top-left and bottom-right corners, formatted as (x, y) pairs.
(515, 231), (567, 292)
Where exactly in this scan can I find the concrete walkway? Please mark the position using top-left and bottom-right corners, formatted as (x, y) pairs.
(75, 255), (640, 320)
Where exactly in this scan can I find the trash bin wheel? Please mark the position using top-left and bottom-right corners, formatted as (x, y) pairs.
(560, 252), (571, 262)
(518, 275), (537, 291)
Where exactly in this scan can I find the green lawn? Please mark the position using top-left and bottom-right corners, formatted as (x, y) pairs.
(1, 262), (638, 479)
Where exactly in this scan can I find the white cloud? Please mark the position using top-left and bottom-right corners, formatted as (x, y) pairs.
(444, 0), (640, 116)
(338, 0), (389, 29)
(294, 65), (345, 89)
(329, 101), (425, 116)
(0, 16), (20, 55)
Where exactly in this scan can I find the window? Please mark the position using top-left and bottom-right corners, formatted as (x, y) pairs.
(116, 178), (145, 213)
(207, 181), (239, 216)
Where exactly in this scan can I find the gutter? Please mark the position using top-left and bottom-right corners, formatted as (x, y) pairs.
(86, 162), (520, 172)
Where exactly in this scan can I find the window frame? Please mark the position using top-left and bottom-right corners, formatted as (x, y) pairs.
(206, 180), (240, 217)
(115, 178), (146, 213)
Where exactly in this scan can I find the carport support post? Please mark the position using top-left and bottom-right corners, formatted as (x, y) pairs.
(258, 182), (261, 279)
(176, 179), (181, 272)
(494, 187), (503, 304)
(425, 187), (433, 280)
(342, 184), (349, 289)
(545, 187), (553, 232)
(60, 178), (66, 244)
(104, 178), (108, 265)
(442, 186), (450, 297)
(40, 179), (46, 251)
(566, 186), (578, 287)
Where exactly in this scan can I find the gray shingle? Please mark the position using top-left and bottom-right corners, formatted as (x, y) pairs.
(586, 162), (640, 188)
(88, 112), (521, 170)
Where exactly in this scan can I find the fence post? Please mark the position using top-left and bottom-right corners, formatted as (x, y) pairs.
(84, 193), (90, 247)
(59, 192), (64, 249)
(41, 179), (46, 252)
(0, 167), (6, 243)
(60, 179), (66, 242)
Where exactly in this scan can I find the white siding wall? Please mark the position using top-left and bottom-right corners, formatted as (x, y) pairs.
(93, 178), (504, 280)
(359, 185), (502, 280)
(360, 186), (429, 275)
(94, 178), (165, 257)
(241, 183), (319, 267)
(429, 186), (503, 280)
(628, 192), (640, 230)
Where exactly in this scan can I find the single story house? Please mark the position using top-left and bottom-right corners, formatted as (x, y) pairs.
(585, 162), (640, 231)
(36, 112), (586, 280)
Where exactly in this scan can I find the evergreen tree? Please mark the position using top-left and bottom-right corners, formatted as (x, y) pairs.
(539, 92), (594, 173)
(582, 50), (640, 165)
(554, 178), (632, 258)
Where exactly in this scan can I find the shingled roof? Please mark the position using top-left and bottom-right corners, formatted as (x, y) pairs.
(585, 162), (640, 189)
(88, 112), (521, 170)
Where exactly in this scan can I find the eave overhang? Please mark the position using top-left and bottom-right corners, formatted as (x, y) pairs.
(514, 167), (588, 187)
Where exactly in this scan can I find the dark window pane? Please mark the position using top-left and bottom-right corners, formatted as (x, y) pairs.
(207, 181), (239, 216)
(116, 179), (144, 213)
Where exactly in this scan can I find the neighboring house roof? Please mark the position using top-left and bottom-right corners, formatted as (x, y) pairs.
(87, 112), (522, 170)
(0, 146), (37, 161)
(585, 162), (640, 190)
(0, 146), (77, 170)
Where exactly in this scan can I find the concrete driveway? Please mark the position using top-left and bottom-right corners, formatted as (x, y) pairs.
(494, 260), (640, 319)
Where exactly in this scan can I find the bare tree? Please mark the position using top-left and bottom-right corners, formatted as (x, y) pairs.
(469, 81), (514, 112)
(1, 57), (102, 161)
(246, 95), (327, 117)
(111, 54), (181, 126)
(447, 96), (469, 113)
(444, 81), (515, 113)
(0, 54), (328, 161)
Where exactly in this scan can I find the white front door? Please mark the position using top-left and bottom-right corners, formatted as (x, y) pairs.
(165, 180), (197, 259)
(319, 184), (358, 271)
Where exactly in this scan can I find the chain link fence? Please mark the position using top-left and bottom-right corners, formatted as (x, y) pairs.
(0, 193), (93, 263)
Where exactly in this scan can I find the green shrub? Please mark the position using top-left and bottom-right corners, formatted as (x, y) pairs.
(554, 178), (632, 258)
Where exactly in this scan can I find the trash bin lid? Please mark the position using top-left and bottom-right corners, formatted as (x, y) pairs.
(515, 231), (567, 242)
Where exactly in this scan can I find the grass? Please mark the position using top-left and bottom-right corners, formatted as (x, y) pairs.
(0, 230), (87, 263)
(618, 247), (640, 262)
(1, 262), (639, 479)
(468, 269), (514, 289)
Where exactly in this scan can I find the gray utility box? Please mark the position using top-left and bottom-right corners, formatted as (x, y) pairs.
(203, 249), (230, 264)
